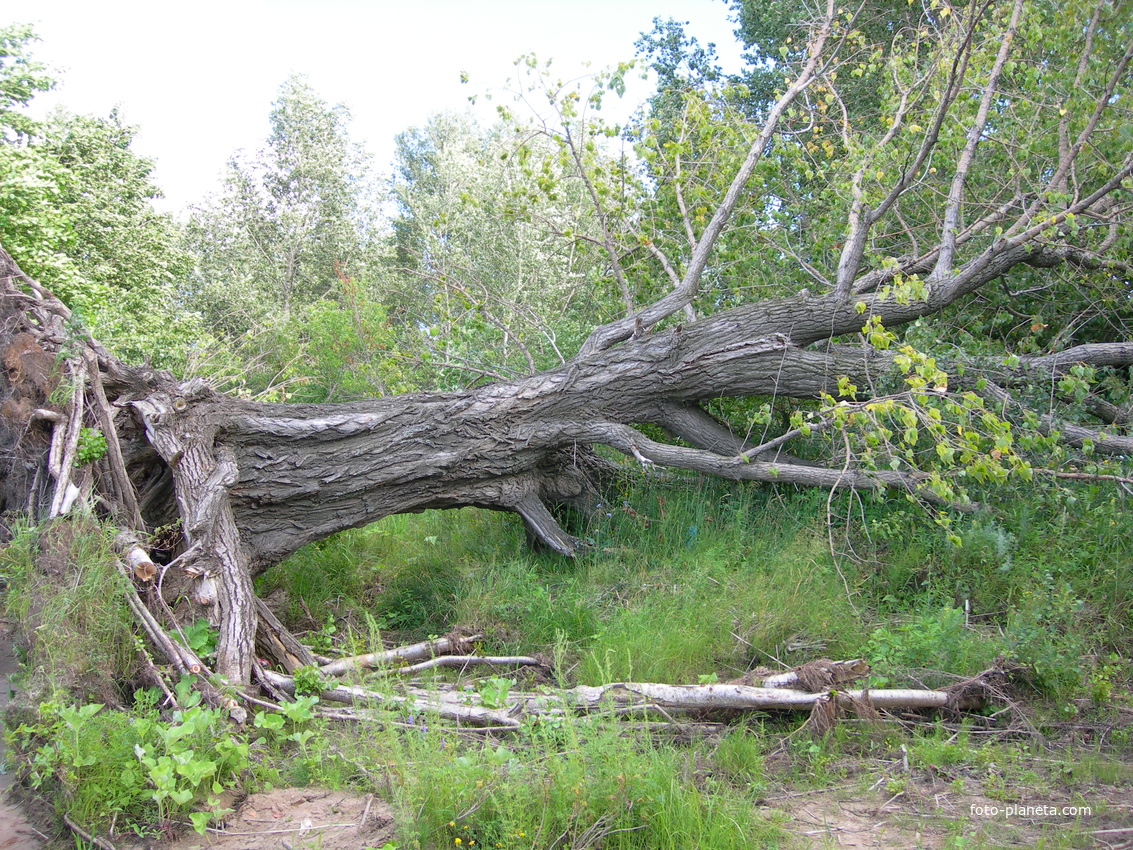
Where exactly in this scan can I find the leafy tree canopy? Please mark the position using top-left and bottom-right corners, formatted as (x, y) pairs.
(0, 25), (195, 366)
(0, 23), (54, 141)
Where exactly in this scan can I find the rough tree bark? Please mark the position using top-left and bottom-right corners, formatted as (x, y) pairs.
(1, 0), (1130, 689)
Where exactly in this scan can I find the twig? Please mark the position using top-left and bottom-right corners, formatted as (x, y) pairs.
(319, 634), (481, 677)
(764, 783), (860, 801)
(1033, 468), (1133, 486)
(371, 654), (544, 677)
(359, 794), (374, 832)
(63, 813), (117, 850)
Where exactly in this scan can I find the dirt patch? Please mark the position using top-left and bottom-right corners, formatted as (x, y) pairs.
(776, 785), (963, 849)
(160, 788), (397, 850)
(767, 769), (1133, 848)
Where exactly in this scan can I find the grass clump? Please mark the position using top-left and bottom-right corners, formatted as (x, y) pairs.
(1, 518), (137, 704)
(370, 712), (784, 849)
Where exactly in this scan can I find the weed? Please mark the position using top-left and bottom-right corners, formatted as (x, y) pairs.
(12, 677), (250, 835)
(292, 664), (331, 698)
(476, 676), (513, 709)
(865, 607), (1004, 687)
(174, 617), (217, 662)
(73, 427), (108, 466)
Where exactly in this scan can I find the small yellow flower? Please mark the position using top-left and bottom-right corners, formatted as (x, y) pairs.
(455, 840), (462, 846)
(449, 821), (456, 827)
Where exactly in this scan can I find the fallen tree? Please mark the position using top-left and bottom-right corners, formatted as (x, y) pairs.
(1, 0), (1131, 691)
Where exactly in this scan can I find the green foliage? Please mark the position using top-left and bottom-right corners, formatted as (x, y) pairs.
(174, 617), (218, 662)
(389, 105), (624, 385)
(0, 29), (198, 368)
(180, 75), (417, 399)
(1, 519), (137, 694)
(476, 676), (514, 710)
(864, 607), (1004, 687)
(861, 480), (1133, 698)
(291, 664), (330, 698)
(13, 679), (248, 835)
(184, 74), (378, 335)
(73, 427), (107, 466)
(0, 24), (54, 140)
(40, 109), (197, 366)
(1007, 572), (1087, 697)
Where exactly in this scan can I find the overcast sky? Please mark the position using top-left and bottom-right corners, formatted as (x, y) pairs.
(17, 1), (745, 214)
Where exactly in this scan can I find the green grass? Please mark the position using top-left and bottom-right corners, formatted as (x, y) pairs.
(346, 710), (787, 850)
(4, 475), (1131, 847)
(1, 518), (137, 703)
(257, 473), (1131, 701)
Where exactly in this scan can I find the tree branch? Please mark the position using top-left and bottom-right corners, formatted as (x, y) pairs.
(578, 0), (838, 356)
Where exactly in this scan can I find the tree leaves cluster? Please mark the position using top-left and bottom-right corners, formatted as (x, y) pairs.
(0, 24), (196, 367)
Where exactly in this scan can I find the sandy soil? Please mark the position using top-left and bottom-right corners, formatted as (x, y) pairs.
(769, 773), (1133, 848)
(160, 788), (397, 850)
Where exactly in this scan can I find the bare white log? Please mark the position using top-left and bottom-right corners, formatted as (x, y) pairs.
(375, 655), (544, 677)
(259, 668), (521, 728)
(318, 634), (482, 677)
(263, 664), (950, 731)
(558, 682), (948, 712)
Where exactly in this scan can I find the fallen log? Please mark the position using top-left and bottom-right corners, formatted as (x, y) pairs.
(259, 668), (521, 728)
(260, 667), (950, 731)
(557, 682), (948, 712)
(270, 649), (951, 721)
(317, 634), (480, 677)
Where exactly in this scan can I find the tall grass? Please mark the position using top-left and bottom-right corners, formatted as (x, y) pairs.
(262, 478), (870, 686)
(261, 474), (1131, 699)
(1, 518), (137, 702)
(350, 708), (785, 849)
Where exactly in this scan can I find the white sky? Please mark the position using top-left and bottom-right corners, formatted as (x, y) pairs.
(17, 1), (745, 214)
